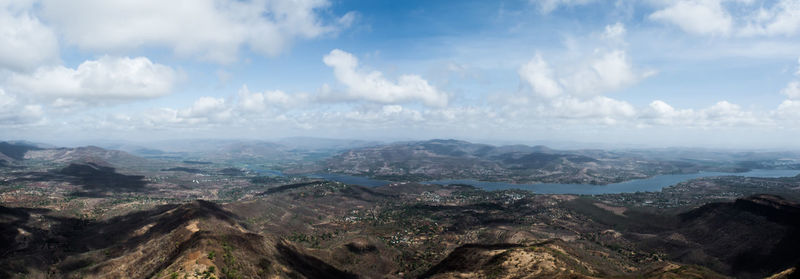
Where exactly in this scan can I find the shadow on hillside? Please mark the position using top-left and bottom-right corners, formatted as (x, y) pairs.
(11, 162), (148, 197)
(0, 200), (242, 277)
(276, 242), (358, 279)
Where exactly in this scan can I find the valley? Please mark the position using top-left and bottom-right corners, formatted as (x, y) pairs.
(1, 139), (800, 278)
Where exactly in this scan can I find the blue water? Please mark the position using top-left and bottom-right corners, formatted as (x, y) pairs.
(424, 169), (800, 194)
(246, 166), (800, 194)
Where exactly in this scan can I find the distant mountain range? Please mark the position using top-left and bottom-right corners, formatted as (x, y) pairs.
(303, 139), (782, 184)
(3, 138), (800, 278)
(90, 137), (382, 165)
(4, 138), (799, 184)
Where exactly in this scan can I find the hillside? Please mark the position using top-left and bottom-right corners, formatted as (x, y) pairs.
(0, 142), (41, 161)
(310, 139), (698, 184)
(4, 174), (800, 278)
(657, 195), (800, 278)
(3, 141), (800, 278)
(0, 200), (355, 278)
(23, 145), (152, 168)
(420, 241), (725, 279)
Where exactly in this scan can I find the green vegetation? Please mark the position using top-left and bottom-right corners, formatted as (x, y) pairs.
(195, 265), (217, 279)
(250, 176), (285, 184)
(221, 242), (240, 279)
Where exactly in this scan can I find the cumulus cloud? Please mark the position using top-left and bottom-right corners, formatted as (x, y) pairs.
(640, 100), (695, 125)
(702, 101), (760, 125)
(0, 1), (59, 71)
(0, 89), (44, 126)
(641, 100), (764, 127)
(740, 0), (800, 36)
(514, 22), (774, 129)
(650, 0), (733, 36)
(518, 54), (562, 99)
(774, 99), (800, 120)
(237, 85), (306, 113)
(512, 23), (653, 124)
(3, 2), (797, 143)
(178, 97), (231, 121)
(772, 57), (800, 119)
(133, 84), (312, 128)
(138, 96), (234, 128)
(37, 0), (352, 63)
(549, 96), (636, 120)
(322, 49), (449, 107)
(519, 23), (650, 100)
(650, 0), (800, 37)
(566, 50), (645, 97)
(782, 81), (800, 99)
(7, 56), (177, 103)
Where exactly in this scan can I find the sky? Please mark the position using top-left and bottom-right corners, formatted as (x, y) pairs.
(2, 0), (800, 148)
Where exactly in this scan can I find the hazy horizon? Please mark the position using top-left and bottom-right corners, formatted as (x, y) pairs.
(3, 1), (800, 148)
(9, 136), (800, 153)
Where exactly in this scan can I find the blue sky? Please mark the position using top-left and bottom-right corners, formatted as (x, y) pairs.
(2, 0), (800, 148)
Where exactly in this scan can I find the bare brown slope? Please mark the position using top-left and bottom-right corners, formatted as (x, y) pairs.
(23, 145), (161, 171)
(0, 200), (356, 279)
(419, 239), (726, 279)
(666, 195), (800, 278)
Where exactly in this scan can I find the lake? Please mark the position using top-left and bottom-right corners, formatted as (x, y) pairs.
(309, 169), (800, 195)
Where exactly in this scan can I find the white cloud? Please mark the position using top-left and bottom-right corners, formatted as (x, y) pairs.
(649, 0), (733, 36)
(534, 0), (596, 13)
(641, 100), (765, 127)
(703, 100), (755, 125)
(782, 81), (800, 99)
(602, 22), (627, 43)
(178, 97), (231, 121)
(140, 96), (233, 127)
(640, 100), (694, 125)
(740, 0), (800, 36)
(518, 23), (650, 99)
(565, 50), (643, 97)
(338, 105), (425, 124)
(774, 99), (800, 120)
(322, 49), (449, 107)
(518, 54), (562, 99)
(548, 96), (636, 121)
(133, 84), (311, 128)
(338, 11), (359, 28)
(7, 56), (177, 103)
(650, 0), (800, 37)
(513, 22), (774, 129)
(0, 89), (44, 126)
(237, 85), (305, 113)
(769, 57), (800, 122)
(38, 0), (351, 63)
(514, 23), (652, 124)
(0, 1), (59, 71)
